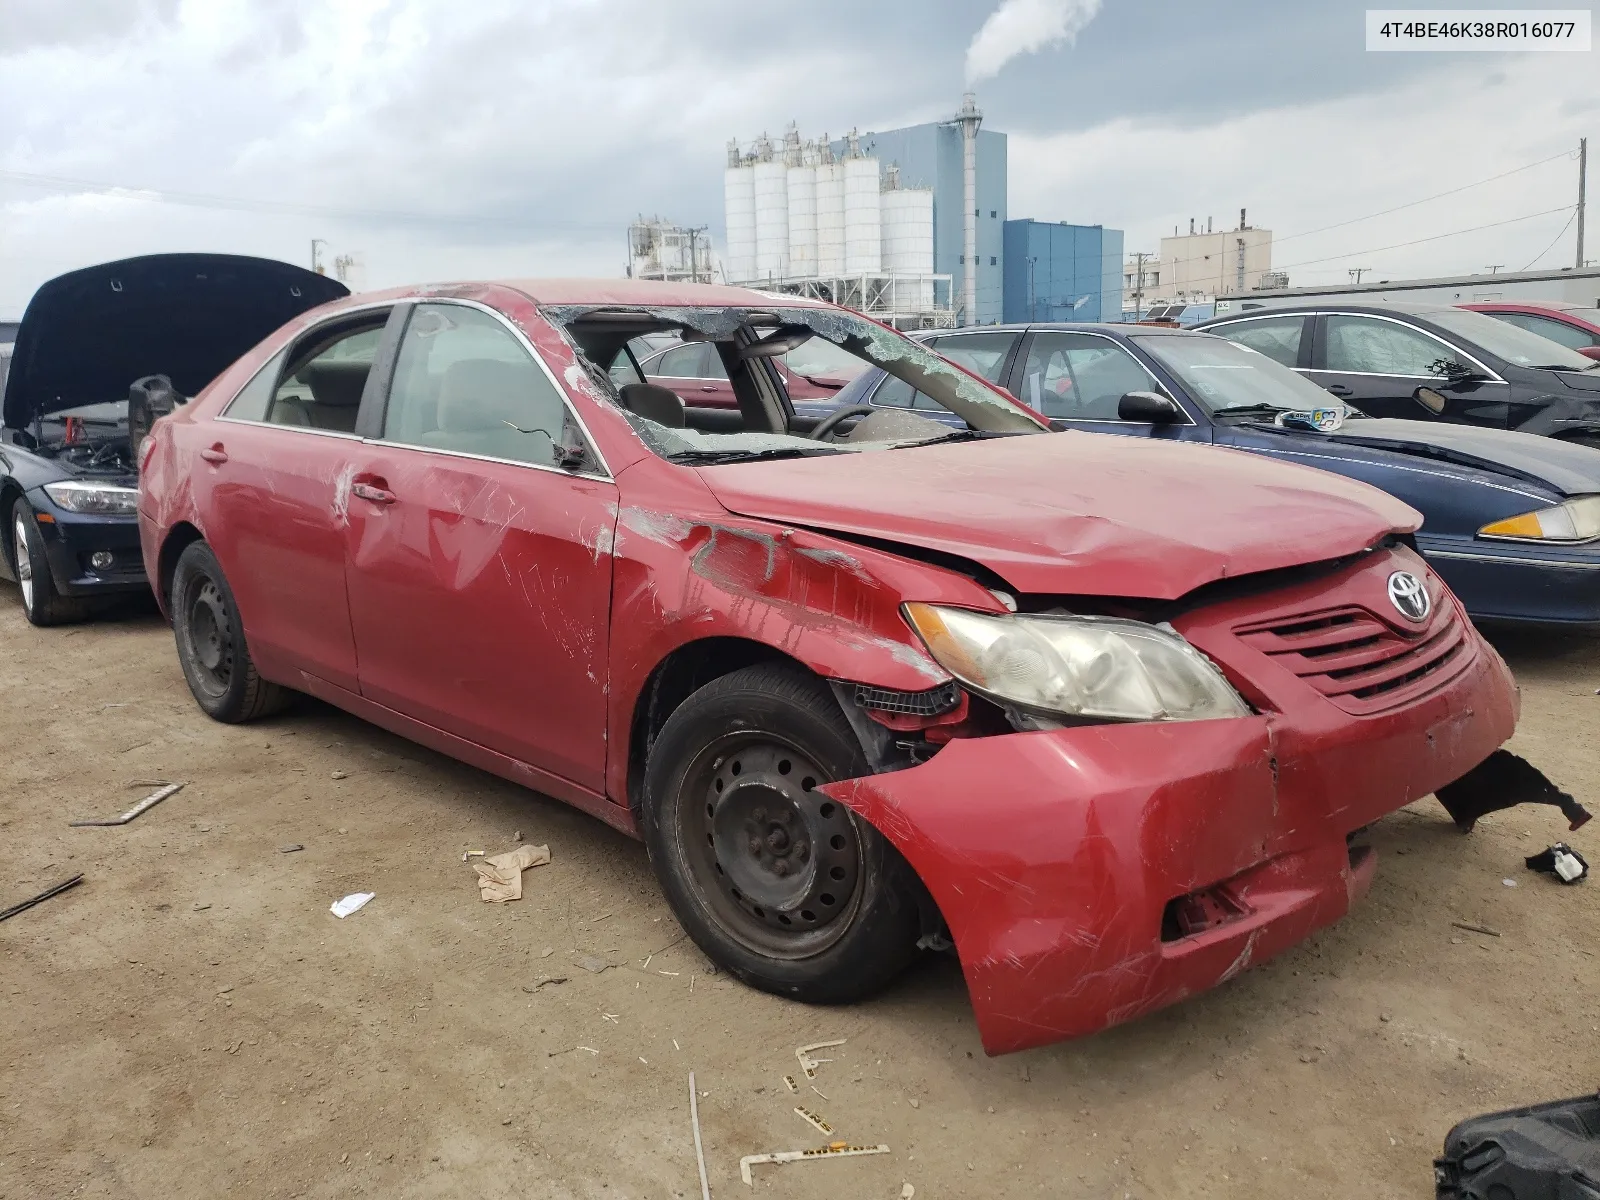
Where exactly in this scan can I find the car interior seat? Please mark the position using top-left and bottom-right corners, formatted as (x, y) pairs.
(300, 360), (370, 432)
(618, 382), (686, 428)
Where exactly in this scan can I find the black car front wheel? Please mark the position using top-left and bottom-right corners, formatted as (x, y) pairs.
(642, 663), (922, 1004)
(9, 498), (89, 627)
(171, 541), (289, 722)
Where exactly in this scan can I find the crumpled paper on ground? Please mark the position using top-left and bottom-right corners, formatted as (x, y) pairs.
(472, 844), (551, 903)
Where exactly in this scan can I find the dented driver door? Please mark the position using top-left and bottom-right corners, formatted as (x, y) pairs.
(340, 302), (617, 792)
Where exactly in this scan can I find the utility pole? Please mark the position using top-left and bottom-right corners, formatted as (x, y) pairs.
(310, 238), (327, 275)
(1027, 256), (1037, 321)
(1349, 267), (1369, 284)
(1578, 136), (1588, 269)
(1133, 251), (1147, 317)
(1487, 264), (1504, 274)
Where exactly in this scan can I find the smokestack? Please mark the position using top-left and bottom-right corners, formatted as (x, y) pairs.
(1240, 207), (1247, 230)
(1207, 216), (1212, 234)
(1189, 218), (1195, 236)
(956, 92), (982, 325)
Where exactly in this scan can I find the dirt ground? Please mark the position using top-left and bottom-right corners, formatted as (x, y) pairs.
(2, 590), (1597, 1200)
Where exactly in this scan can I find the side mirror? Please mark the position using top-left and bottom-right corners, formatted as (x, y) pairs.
(1579, 346), (1600, 362)
(1117, 391), (1181, 423)
(1414, 386), (1447, 415)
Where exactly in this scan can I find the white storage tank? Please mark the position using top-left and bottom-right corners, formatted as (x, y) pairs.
(786, 159), (818, 279)
(752, 138), (789, 282)
(722, 142), (757, 284)
(843, 155), (882, 275)
(881, 184), (934, 311)
(815, 158), (845, 277)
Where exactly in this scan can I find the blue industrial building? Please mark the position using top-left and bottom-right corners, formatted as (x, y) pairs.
(1001, 220), (1124, 324)
(837, 124), (1008, 326)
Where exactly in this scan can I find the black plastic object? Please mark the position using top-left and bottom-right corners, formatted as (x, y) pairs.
(128, 374), (183, 462)
(1525, 843), (1589, 884)
(1436, 750), (1592, 833)
(1436, 1092), (1600, 1198)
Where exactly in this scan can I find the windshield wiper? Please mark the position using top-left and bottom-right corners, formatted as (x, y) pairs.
(1212, 403), (1289, 417)
(895, 428), (1001, 448)
(667, 446), (841, 465)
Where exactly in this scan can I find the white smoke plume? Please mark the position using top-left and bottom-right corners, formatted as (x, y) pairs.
(965, 0), (1103, 84)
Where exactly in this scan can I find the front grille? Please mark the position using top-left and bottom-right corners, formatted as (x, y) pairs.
(1234, 595), (1473, 716)
(854, 680), (961, 717)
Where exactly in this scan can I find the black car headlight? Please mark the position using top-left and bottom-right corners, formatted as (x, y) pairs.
(41, 481), (139, 516)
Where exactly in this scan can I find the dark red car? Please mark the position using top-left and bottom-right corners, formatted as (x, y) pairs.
(138, 279), (1521, 1054)
(1462, 301), (1600, 361)
(617, 333), (864, 411)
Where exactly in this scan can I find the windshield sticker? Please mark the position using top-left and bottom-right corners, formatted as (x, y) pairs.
(1276, 405), (1350, 434)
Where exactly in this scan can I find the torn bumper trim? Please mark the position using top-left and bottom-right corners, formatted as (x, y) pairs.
(821, 644), (1517, 1055)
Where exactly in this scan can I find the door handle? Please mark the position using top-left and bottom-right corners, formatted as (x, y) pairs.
(351, 482), (396, 505)
(699, 385), (718, 392)
(199, 445), (228, 464)
(1324, 384), (1354, 398)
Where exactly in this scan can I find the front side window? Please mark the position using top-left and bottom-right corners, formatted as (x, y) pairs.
(1020, 333), (1153, 420)
(650, 343), (722, 379)
(382, 303), (570, 465)
(1214, 316), (1304, 368)
(261, 323), (385, 432)
(1323, 315), (1466, 378)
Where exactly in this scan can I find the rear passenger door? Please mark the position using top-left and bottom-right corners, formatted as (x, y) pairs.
(341, 301), (616, 791)
(201, 308), (397, 692)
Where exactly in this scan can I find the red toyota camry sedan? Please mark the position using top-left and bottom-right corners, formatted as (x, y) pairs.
(138, 279), (1520, 1054)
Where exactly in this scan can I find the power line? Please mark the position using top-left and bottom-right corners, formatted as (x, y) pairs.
(1521, 207), (1579, 271)
(1272, 205), (1575, 272)
(0, 166), (620, 232)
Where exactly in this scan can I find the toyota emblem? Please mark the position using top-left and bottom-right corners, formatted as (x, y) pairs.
(1387, 571), (1431, 622)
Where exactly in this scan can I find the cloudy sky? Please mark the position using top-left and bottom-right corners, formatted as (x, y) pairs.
(1, 0), (1595, 314)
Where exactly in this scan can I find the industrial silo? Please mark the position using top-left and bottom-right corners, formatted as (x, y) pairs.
(881, 168), (934, 312)
(722, 140), (756, 283)
(752, 135), (789, 281)
(842, 132), (881, 275)
(786, 141), (818, 279)
(814, 136), (845, 277)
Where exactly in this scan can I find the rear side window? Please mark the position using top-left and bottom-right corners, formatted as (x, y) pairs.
(222, 349), (288, 422)
(382, 303), (570, 465)
(261, 323), (385, 433)
(651, 343), (725, 379)
(1213, 316), (1304, 367)
(1489, 311), (1599, 351)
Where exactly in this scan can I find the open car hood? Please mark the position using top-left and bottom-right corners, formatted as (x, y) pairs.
(3, 253), (348, 429)
(1326, 419), (1600, 497)
(698, 432), (1420, 600)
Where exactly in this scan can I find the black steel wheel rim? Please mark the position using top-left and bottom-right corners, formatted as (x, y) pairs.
(677, 733), (864, 959)
(184, 577), (234, 695)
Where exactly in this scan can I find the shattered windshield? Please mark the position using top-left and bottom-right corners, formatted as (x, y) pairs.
(1136, 334), (1351, 414)
(547, 302), (1044, 464)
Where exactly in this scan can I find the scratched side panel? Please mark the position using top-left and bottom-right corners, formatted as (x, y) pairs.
(343, 446), (618, 794)
(601, 459), (1005, 809)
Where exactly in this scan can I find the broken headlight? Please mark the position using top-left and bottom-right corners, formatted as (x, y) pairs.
(41, 481), (139, 516)
(1478, 495), (1600, 543)
(903, 603), (1250, 724)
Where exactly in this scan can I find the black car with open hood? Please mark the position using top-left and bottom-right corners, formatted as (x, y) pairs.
(0, 253), (347, 625)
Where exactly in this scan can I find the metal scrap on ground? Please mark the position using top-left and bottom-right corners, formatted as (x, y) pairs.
(795, 1038), (846, 1080)
(689, 1071), (711, 1200)
(0, 874), (84, 923)
(329, 892), (374, 918)
(739, 1142), (889, 1186)
(793, 1106), (833, 1135)
(69, 781), (185, 827)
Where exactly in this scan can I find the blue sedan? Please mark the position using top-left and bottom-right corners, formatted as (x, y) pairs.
(811, 323), (1600, 628)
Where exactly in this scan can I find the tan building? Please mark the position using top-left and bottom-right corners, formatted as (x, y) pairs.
(1124, 210), (1274, 313)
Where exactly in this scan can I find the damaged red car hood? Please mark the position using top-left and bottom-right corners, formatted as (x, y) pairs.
(700, 432), (1421, 599)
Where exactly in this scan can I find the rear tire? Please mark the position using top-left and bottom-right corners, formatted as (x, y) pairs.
(171, 540), (289, 722)
(9, 498), (90, 626)
(641, 663), (921, 1004)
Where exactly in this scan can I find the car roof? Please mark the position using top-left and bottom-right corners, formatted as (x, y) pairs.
(327, 278), (836, 311)
(928, 322), (1202, 337)
(1202, 300), (1466, 321)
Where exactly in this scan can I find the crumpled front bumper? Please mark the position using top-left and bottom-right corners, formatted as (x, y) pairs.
(821, 616), (1518, 1056)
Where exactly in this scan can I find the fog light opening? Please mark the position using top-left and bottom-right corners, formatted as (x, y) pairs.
(90, 551), (115, 570)
(1161, 884), (1249, 942)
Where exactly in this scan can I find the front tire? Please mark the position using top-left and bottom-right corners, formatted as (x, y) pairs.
(641, 663), (921, 1004)
(171, 541), (289, 722)
(9, 498), (89, 626)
